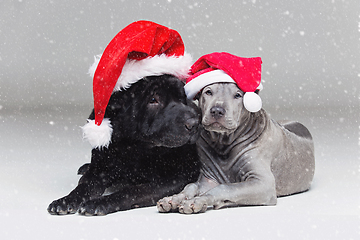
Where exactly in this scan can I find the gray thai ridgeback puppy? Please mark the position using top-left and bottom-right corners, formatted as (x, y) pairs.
(157, 83), (315, 214)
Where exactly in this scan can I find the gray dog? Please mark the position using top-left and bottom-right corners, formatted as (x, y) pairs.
(157, 82), (315, 214)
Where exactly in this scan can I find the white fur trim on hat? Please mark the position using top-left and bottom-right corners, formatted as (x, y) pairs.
(184, 70), (234, 100)
(81, 118), (113, 149)
(88, 53), (193, 91)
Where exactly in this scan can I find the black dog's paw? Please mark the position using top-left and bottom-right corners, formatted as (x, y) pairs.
(78, 198), (112, 216)
(47, 196), (80, 215)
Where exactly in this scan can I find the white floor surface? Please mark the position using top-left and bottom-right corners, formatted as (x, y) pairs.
(0, 104), (359, 240)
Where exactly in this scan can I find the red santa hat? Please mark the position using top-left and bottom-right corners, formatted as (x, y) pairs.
(82, 20), (192, 149)
(184, 52), (263, 113)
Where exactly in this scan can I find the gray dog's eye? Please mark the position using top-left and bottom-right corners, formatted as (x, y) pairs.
(204, 90), (212, 96)
(234, 93), (242, 99)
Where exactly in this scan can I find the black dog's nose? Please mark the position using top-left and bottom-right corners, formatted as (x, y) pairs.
(210, 106), (226, 119)
(185, 118), (198, 131)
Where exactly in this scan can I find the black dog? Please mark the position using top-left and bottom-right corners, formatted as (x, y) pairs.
(47, 74), (200, 216)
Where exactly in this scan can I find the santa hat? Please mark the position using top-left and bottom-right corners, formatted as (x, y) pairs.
(184, 52), (263, 113)
(82, 20), (192, 149)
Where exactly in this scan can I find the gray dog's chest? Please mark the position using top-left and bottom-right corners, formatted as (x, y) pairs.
(197, 127), (262, 184)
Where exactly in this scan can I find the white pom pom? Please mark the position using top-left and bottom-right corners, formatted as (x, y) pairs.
(243, 92), (262, 113)
(81, 118), (113, 149)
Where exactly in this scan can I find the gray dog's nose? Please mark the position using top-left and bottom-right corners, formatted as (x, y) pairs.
(185, 118), (198, 131)
(210, 106), (226, 119)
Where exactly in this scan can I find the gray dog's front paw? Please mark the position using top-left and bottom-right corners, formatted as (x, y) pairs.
(157, 194), (188, 213)
(178, 196), (208, 214)
(157, 197), (173, 212)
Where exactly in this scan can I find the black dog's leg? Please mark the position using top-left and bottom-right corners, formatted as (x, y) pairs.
(77, 163), (90, 175)
(78, 179), (188, 216)
(47, 171), (107, 215)
(48, 149), (113, 215)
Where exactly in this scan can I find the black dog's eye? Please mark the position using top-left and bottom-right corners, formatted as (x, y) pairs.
(205, 90), (212, 96)
(234, 93), (242, 99)
(149, 94), (160, 105)
(149, 97), (158, 104)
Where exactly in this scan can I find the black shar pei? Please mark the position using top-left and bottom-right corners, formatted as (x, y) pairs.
(47, 20), (200, 216)
(48, 74), (200, 216)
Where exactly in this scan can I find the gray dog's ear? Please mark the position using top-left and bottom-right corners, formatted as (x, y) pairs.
(194, 91), (201, 100)
(189, 99), (199, 108)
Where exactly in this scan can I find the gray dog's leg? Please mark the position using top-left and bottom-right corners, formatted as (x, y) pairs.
(157, 174), (222, 213)
(178, 180), (277, 214)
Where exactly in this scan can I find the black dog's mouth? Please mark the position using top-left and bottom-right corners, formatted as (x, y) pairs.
(142, 129), (199, 148)
(188, 130), (200, 144)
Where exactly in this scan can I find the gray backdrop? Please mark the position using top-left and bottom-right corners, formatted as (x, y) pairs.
(0, 0), (359, 110)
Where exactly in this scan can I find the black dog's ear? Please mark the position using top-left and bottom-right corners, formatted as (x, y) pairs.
(103, 91), (132, 119)
(87, 110), (95, 121)
(86, 92), (128, 122)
